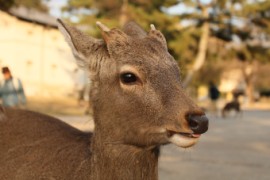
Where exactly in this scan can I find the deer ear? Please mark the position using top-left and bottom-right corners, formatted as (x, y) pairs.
(96, 22), (129, 56)
(57, 19), (106, 70)
(148, 24), (167, 50)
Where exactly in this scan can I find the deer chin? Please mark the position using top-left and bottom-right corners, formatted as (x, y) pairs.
(168, 132), (200, 148)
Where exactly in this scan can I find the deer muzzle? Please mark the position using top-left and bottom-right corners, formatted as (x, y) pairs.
(187, 114), (209, 134)
(167, 114), (209, 148)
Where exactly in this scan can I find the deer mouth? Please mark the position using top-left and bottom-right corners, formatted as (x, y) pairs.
(167, 130), (200, 148)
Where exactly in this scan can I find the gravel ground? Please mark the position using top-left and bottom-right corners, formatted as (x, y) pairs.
(57, 109), (270, 180)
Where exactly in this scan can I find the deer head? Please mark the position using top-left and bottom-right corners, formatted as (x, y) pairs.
(57, 20), (208, 149)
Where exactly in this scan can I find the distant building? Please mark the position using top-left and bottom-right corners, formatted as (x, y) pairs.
(0, 7), (85, 97)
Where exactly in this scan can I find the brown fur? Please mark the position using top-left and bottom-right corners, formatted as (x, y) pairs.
(0, 21), (207, 179)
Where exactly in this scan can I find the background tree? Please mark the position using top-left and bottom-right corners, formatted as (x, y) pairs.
(223, 0), (270, 102)
(62, 0), (270, 101)
(63, 0), (180, 38)
(171, 0), (270, 102)
(0, 0), (48, 12)
(9, 0), (267, 101)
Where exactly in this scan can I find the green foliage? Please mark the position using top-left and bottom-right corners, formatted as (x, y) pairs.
(66, 0), (93, 9)
(62, 0), (181, 57)
(169, 27), (200, 73)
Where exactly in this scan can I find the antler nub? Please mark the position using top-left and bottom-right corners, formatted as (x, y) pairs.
(96, 21), (110, 32)
(150, 24), (156, 30)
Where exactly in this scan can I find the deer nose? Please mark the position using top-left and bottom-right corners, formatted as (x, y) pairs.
(187, 114), (209, 134)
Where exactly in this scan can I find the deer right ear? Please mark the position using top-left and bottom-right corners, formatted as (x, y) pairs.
(57, 19), (107, 71)
(148, 24), (167, 50)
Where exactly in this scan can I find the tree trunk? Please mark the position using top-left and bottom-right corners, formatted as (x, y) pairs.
(244, 61), (258, 104)
(246, 79), (255, 103)
(119, 0), (129, 27)
(183, 6), (209, 88)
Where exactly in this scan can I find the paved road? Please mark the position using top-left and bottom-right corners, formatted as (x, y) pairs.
(58, 110), (270, 180)
(159, 110), (270, 180)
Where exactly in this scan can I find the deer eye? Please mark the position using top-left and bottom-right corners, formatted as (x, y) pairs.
(120, 72), (137, 84)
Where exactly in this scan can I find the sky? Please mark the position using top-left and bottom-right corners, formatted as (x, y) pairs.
(46, 0), (67, 18)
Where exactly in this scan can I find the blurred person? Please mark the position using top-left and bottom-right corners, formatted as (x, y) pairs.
(0, 67), (26, 107)
(208, 81), (220, 116)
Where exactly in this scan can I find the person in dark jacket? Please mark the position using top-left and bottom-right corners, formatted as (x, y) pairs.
(208, 81), (220, 116)
(0, 67), (26, 107)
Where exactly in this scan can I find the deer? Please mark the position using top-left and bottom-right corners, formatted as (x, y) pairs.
(222, 91), (242, 118)
(0, 20), (208, 180)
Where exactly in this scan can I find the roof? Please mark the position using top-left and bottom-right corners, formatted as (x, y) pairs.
(9, 6), (58, 28)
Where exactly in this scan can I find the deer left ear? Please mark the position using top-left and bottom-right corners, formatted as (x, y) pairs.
(57, 19), (107, 70)
(148, 24), (167, 50)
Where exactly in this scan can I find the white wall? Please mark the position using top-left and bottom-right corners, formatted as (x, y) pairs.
(0, 11), (83, 97)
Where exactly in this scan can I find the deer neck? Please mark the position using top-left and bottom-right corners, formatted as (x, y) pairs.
(90, 133), (160, 180)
